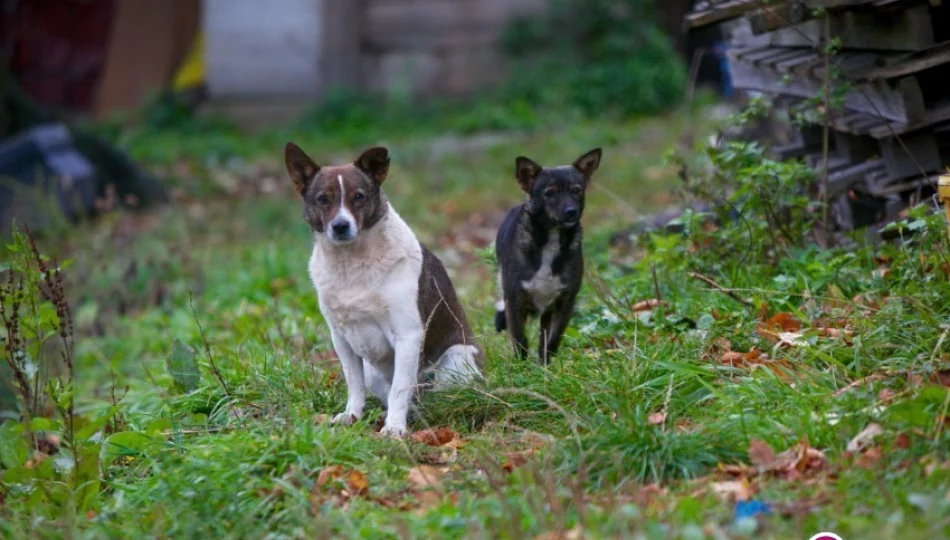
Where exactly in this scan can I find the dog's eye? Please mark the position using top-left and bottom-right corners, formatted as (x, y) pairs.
(544, 188), (556, 198)
(570, 185), (583, 194)
(316, 194), (330, 206)
(353, 192), (365, 202)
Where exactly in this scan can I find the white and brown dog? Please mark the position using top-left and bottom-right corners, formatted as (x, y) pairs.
(284, 142), (483, 437)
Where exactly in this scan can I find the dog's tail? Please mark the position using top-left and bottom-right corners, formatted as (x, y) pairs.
(494, 300), (506, 332)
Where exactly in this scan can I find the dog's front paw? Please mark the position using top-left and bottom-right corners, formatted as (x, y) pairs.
(379, 424), (407, 438)
(330, 412), (359, 425)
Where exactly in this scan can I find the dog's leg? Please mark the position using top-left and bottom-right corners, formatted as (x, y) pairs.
(381, 331), (423, 437)
(505, 295), (529, 361)
(539, 295), (576, 365)
(329, 327), (366, 425)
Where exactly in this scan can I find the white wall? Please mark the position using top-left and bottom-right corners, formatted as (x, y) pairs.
(203, 0), (324, 98)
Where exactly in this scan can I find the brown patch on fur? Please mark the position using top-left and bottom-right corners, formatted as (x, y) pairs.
(417, 246), (483, 370)
(284, 143), (389, 235)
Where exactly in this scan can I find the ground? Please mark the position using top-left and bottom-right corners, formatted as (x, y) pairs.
(2, 98), (950, 539)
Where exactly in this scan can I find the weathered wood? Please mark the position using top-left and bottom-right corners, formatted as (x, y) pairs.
(854, 40), (950, 82)
(879, 130), (942, 179)
(749, 2), (810, 34)
(686, 0), (782, 30)
(827, 158), (885, 195)
(728, 52), (926, 123)
(726, 5), (934, 51)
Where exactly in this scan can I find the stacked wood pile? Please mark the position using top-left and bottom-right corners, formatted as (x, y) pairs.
(685, 0), (950, 232)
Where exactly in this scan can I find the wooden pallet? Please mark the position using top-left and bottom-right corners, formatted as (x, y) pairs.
(684, 0), (949, 232)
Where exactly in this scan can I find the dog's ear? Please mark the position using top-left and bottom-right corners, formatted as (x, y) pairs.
(355, 146), (390, 185)
(573, 148), (602, 179)
(515, 156), (542, 193)
(285, 142), (320, 195)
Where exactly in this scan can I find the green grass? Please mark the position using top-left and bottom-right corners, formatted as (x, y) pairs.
(3, 100), (950, 539)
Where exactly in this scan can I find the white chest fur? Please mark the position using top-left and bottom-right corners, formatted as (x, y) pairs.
(308, 211), (424, 364)
(521, 233), (566, 312)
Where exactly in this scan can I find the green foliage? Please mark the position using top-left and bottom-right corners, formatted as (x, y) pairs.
(5, 101), (950, 538)
(501, 0), (686, 117)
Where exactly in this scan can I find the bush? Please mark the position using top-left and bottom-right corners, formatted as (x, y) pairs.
(501, 0), (686, 117)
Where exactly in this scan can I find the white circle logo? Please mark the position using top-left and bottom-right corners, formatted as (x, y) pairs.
(808, 534), (843, 540)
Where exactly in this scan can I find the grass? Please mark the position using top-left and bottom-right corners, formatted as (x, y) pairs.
(2, 97), (950, 539)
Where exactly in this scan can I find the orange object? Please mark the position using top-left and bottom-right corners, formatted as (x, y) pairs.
(939, 174), (950, 240)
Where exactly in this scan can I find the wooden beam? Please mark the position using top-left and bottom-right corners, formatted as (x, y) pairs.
(854, 41), (950, 82)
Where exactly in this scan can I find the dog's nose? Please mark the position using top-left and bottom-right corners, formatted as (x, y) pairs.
(331, 220), (350, 235)
(563, 207), (579, 221)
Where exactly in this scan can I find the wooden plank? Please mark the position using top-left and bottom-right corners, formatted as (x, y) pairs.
(728, 5), (934, 51)
(749, 2), (810, 34)
(869, 103), (950, 137)
(879, 130), (942, 178)
(855, 41), (950, 82)
(686, 0), (782, 29)
(827, 158), (885, 195)
(728, 55), (924, 123)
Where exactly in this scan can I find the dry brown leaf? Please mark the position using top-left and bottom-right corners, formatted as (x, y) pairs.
(647, 412), (666, 426)
(856, 446), (883, 469)
(847, 423), (883, 454)
(408, 465), (445, 488)
(765, 312), (802, 332)
(535, 526), (585, 540)
(711, 480), (753, 502)
(878, 388), (897, 403)
(631, 299), (666, 313)
(895, 433), (911, 449)
(345, 469), (369, 495)
(503, 451), (532, 472)
(313, 413), (329, 424)
(410, 427), (459, 447)
(721, 351), (746, 366)
(315, 465), (343, 489)
(748, 439), (776, 468)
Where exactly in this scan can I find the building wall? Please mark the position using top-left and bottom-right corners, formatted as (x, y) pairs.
(359, 0), (547, 96)
(203, 0), (324, 98)
(202, 0), (547, 100)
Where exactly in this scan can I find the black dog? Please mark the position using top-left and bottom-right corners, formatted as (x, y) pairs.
(494, 148), (602, 364)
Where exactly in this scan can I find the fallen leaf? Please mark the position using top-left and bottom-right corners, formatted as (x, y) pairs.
(534, 526), (585, 540)
(847, 423), (883, 454)
(631, 299), (667, 312)
(711, 480), (753, 502)
(316, 465), (343, 489)
(765, 312), (802, 332)
(721, 351), (746, 366)
(410, 427), (459, 447)
(647, 412), (666, 426)
(408, 465), (445, 488)
(346, 469), (369, 495)
(414, 490), (445, 515)
(856, 446), (883, 469)
(314, 413), (329, 424)
(503, 451), (532, 472)
(878, 388), (897, 403)
(895, 433), (911, 449)
(748, 439), (776, 468)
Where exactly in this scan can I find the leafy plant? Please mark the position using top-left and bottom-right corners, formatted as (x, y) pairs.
(501, 0), (686, 117)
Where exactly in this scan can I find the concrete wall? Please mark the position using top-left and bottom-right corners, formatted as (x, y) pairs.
(202, 0), (547, 101)
(203, 0), (324, 98)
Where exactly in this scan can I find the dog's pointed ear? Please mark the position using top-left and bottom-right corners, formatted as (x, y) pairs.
(355, 146), (390, 185)
(285, 142), (320, 195)
(515, 156), (542, 193)
(573, 148), (602, 179)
